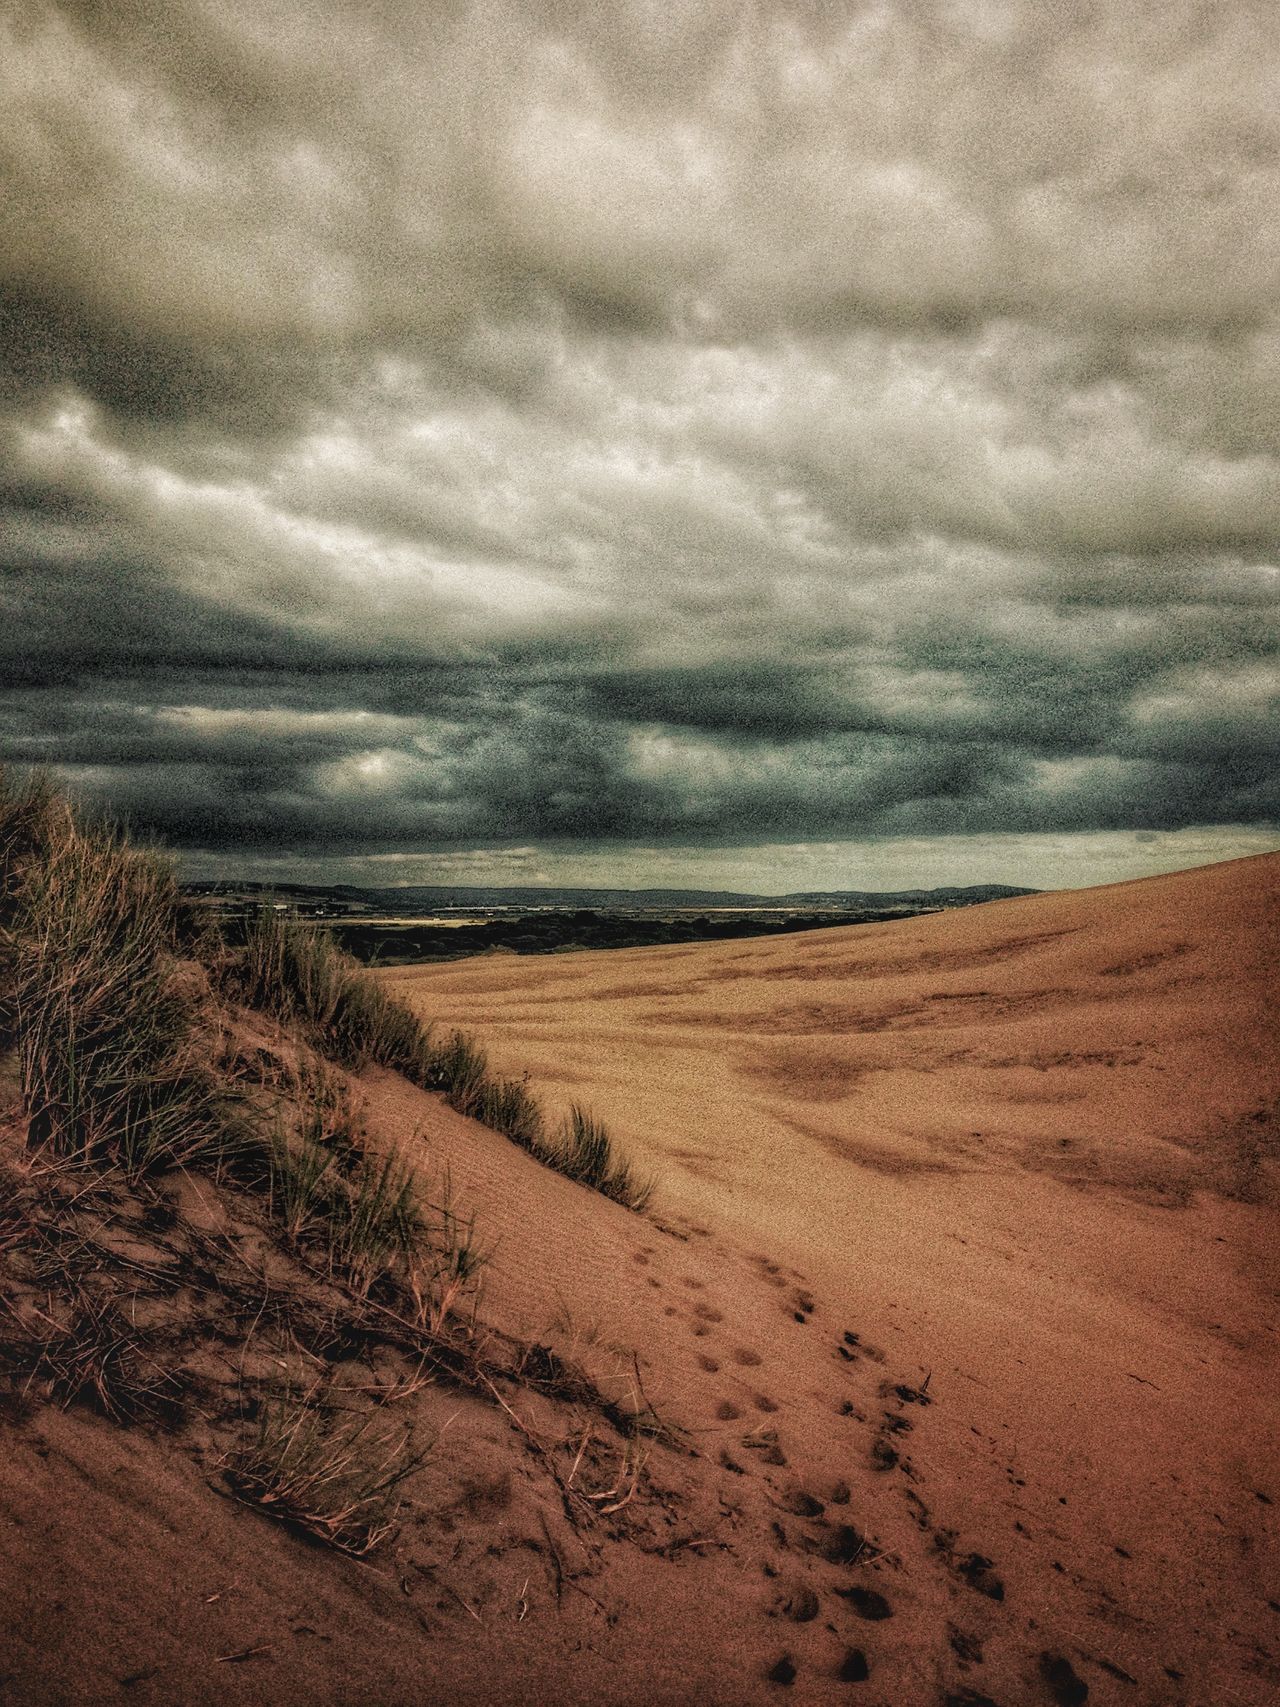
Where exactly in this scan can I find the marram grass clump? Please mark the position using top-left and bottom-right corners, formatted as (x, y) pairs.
(235, 910), (656, 1212)
(548, 1104), (655, 1211)
(235, 907), (435, 1078)
(223, 1385), (426, 1556)
(2, 777), (227, 1174)
(0, 768), (656, 1213)
(428, 1031), (653, 1210)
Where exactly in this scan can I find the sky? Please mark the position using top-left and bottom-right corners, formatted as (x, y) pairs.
(2, 0), (1278, 894)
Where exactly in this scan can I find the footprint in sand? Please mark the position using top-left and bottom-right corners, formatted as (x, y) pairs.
(733, 1346), (763, 1366)
(753, 1393), (779, 1413)
(838, 1647), (870, 1683)
(871, 1438), (899, 1472)
(949, 1627), (983, 1664)
(1039, 1653), (1088, 1705)
(887, 1379), (932, 1407)
(716, 1399), (743, 1421)
(697, 1354), (720, 1373)
(837, 1586), (893, 1620)
(952, 1552), (1005, 1603)
(839, 1331), (887, 1364)
(823, 1525), (869, 1566)
(742, 1425), (789, 1465)
(778, 1488), (825, 1518)
(776, 1584), (820, 1622)
(791, 1289), (816, 1323)
(766, 1654), (798, 1685)
(694, 1302), (724, 1323)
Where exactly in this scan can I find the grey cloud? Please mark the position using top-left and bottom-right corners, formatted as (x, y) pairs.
(1, 1), (1277, 882)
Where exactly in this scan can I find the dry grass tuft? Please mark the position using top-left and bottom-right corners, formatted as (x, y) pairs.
(233, 911), (655, 1212)
(409, 1178), (489, 1336)
(3, 779), (228, 1174)
(234, 909), (435, 1079)
(546, 1105), (655, 1212)
(222, 1385), (426, 1555)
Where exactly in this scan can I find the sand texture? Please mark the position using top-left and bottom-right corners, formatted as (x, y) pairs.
(3, 853), (1277, 1705)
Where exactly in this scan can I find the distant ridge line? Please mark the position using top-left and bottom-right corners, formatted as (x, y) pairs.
(183, 878), (1038, 910)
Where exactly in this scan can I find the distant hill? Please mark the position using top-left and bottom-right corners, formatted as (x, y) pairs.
(184, 878), (1037, 914)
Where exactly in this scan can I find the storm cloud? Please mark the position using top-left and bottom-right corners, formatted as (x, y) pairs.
(2, 1), (1277, 888)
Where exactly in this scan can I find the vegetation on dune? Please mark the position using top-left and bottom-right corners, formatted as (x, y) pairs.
(2, 786), (229, 1176)
(0, 769), (654, 1213)
(222, 1385), (427, 1556)
(0, 768), (659, 1557)
(235, 903), (654, 1211)
(549, 1104), (655, 1211)
(235, 905), (436, 1078)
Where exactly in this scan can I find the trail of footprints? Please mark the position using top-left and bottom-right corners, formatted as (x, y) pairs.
(633, 1236), (1034, 1699)
(695, 1255), (921, 1691)
(634, 1232), (1247, 1703)
(752, 1375), (910, 1697)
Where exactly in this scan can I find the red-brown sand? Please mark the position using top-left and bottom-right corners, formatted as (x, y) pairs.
(3, 852), (1277, 1705)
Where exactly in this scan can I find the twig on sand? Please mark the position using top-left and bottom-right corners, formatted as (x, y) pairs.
(564, 1577), (606, 1614)
(537, 1512), (565, 1605)
(566, 1425), (592, 1489)
(442, 1581), (482, 1623)
(215, 1644), (272, 1664)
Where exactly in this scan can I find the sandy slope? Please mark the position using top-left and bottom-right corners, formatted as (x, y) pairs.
(381, 852), (1280, 1704)
(2, 853), (1276, 1706)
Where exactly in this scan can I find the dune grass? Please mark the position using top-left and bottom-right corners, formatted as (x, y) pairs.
(410, 1179), (489, 1335)
(236, 907), (435, 1078)
(327, 1147), (423, 1298)
(223, 1385), (425, 1555)
(0, 768), (57, 917)
(428, 1028), (546, 1147)
(2, 780), (225, 1174)
(547, 1104), (656, 1211)
(1, 768), (655, 1214)
(236, 908), (655, 1211)
(0, 770), (664, 1563)
(431, 1035), (653, 1209)
(268, 1133), (424, 1297)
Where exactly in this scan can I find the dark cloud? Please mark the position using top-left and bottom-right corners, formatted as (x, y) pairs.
(1, 1), (1277, 886)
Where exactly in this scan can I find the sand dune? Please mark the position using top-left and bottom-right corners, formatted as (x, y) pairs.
(3, 853), (1276, 1705)
(381, 852), (1280, 1703)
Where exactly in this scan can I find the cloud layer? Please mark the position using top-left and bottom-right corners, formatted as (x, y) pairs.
(3, 1), (1278, 886)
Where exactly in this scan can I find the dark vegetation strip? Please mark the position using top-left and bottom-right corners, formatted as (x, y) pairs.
(328, 909), (877, 965)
